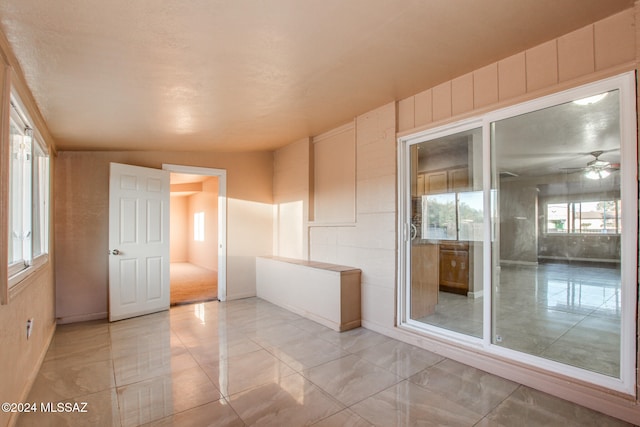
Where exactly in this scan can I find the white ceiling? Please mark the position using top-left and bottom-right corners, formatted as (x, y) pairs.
(495, 89), (621, 174)
(0, 0), (633, 152)
(418, 89), (621, 179)
(170, 172), (215, 194)
(170, 173), (212, 185)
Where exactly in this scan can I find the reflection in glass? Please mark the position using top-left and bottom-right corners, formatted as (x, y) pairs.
(422, 193), (457, 240)
(491, 89), (622, 377)
(458, 191), (483, 241)
(409, 127), (484, 338)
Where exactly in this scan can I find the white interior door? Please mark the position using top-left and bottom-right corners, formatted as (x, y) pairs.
(109, 162), (170, 321)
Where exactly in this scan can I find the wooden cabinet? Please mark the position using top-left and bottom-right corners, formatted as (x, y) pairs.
(424, 171), (448, 194)
(448, 168), (469, 191)
(416, 167), (469, 196)
(416, 173), (424, 196)
(439, 242), (471, 295)
(411, 244), (439, 318)
(411, 242), (474, 317)
(412, 166), (473, 300)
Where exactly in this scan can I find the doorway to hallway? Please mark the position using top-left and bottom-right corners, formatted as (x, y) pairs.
(164, 164), (227, 304)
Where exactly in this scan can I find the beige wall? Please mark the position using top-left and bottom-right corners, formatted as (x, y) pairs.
(0, 33), (57, 427)
(187, 177), (219, 271)
(313, 123), (356, 223)
(0, 267), (56, 427)
(397, 10), (636, 134)
(274, 103), (397, 332)
(170, 196), (189, 262)
(55, 150), (273, 323)
(398, 7), (640, 424)
(271, 7), (640, 423)
(273, 137), (312, 259)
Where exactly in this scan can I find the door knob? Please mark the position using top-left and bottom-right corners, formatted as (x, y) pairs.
(110, 249), (121, 255)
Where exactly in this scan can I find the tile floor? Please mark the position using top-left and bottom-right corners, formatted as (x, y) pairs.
(416, 262), (622, 377)
(17, 297), (633, 426)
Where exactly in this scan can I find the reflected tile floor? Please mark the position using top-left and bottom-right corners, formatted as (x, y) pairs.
(417, 263), (622, 377)
(17, 298), (632, 426)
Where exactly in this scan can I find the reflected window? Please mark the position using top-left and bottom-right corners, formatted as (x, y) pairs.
(194, 212), (205, 241)
(458, 191), (484, 241)
(546, 200), (620, 234)
(422, 193), (457, 240)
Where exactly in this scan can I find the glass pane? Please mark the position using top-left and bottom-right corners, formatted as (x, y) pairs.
(458, 191), (484, 241)
(491, 89), (622, 377)
(32, 142), (49, 258)
(546, 203), (568, 233)
(9, 120), (32, 273)
(409, 127), (484, 338)
(422, 193), (457, 240)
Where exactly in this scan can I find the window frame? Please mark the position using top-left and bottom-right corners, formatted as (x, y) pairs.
(1, 82), (51, 303)
(7, 109), (31, 278)
(545, 199), (622, 235)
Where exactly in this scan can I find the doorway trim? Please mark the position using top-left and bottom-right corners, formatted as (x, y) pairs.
(162, 164), (228, 301)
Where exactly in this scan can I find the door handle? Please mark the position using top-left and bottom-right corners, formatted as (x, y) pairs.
(110, 249), (121, 255)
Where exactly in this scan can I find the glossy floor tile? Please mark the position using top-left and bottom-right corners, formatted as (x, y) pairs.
(303, 354), (402, 406)
(17, 297), (632, 426)
(478, 386), (632, 427)
(351, 380), (484, 426)
(416, 262), (622, 377)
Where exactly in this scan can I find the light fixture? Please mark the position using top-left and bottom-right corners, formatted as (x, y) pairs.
(584, 168), (610, 180)
(582, 150), (613, 179)
(573, 93), (607, 106)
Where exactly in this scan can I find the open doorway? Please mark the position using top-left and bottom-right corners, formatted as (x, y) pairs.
(164, 164), (227, 305)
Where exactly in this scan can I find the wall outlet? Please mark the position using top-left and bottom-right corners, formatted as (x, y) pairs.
(26, 318), (33, 340)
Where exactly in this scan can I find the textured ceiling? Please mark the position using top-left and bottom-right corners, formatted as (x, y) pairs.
(0, 0), (634, 152)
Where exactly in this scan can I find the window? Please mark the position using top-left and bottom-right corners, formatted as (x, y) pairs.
(194, 212), (204, 241)
(8, 117), (30, 276)
(421, 190), (488, 241)
(32, 142), (49, 257)
(7, 95), (50, 288)
(546, 200), (621, 234)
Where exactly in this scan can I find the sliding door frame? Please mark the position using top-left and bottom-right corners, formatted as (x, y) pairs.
(397, 71), (638, 395)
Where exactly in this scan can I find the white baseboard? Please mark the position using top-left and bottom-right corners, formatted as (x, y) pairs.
(500, 259), (538, 266)
(56, 311), (108, 324)
(467, 290), (484, 298)
(537, 255), (619, 263)
(225, 292), (256, 301)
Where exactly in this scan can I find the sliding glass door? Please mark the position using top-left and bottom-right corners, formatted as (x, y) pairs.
(407, 125), (485, 338)
(400, 72), (637, 393)
(491, 88), (625, 377)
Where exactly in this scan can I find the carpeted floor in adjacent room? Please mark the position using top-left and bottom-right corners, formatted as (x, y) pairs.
(170, 262), (218, 305)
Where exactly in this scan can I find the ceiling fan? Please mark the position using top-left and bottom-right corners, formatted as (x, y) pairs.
(562, 150), (619, 179)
